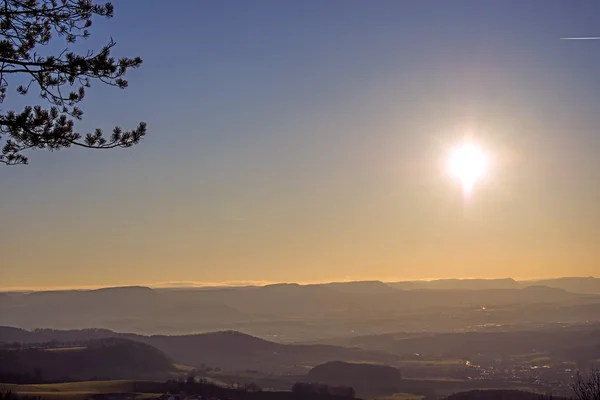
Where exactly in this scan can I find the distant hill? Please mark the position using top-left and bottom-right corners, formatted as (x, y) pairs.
(387, 277), (600, 294)
(146, 330), (399, 373)
(308, 361), (401, 397)
(344, 323), (600, 361)
(308, 361), (401, 385)
(2, 280), (599, 340)
(0, 327), (399, 374)
(0, 337), (174, 381)
(0, 327), (121, 344)
(0, 286), (246, 333)
(530, 277), (600, 295)
(322, 281), (399, 295)
(1, 283), (590, 328)
(0, 326), (40, 343)
(388, 279), (521, 291)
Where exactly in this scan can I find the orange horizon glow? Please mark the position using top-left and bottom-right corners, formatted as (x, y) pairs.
(1, 275), (596, 292)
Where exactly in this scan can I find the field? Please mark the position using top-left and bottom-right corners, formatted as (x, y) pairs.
(0, 381), (159, 400)
(42, 347), (87, 352)
(394, 378), (546, 399)
(375, 394), (424, 400)
(172, 364), (196, 373)
(0, 377), (551, 400)
(397, 359), (464, 366)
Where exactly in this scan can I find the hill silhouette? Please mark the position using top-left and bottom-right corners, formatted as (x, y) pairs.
(308, 361), (401, 385)
(1, 280), (599, 341)
(0, 328), (398, 373)
(0, 286), (244, 332)
(389, 277), (600, 294)
(344, 323), (600, 361)
(323, 281), (399, 295)
(0, 337), (174, 381)
(531, 277), (600, 295)
(388, 279), (521, 291)
(307, 361), (401, 397)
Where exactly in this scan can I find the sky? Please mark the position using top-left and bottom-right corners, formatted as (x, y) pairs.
(1, 0), (600, 290)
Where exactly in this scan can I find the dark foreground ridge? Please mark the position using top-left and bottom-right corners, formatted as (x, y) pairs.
(0, 337), (174, 381)
(444, 390), (565, 400)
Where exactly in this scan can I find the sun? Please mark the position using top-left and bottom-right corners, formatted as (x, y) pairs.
(448, 142), (488, 194)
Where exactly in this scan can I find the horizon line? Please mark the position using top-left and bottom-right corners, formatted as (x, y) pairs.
(0, 275), (595, 293)
(560, 37), (600, 40)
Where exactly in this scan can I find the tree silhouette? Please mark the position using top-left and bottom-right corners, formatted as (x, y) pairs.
(573, 369), (600, 400)
(0, 0), (145, 165)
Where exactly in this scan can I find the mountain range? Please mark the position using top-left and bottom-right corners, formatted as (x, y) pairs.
(1, 278), (599, 340)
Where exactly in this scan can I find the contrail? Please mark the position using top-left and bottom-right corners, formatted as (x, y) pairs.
(560, 37), (600, 40)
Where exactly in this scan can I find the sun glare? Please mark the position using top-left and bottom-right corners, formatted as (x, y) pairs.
(448, 142), (488, 195)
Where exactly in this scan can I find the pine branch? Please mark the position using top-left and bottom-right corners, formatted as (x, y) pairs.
(0, 0), (145, 165)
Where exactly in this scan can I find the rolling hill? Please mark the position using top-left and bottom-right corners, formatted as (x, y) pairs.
(2, 281), (599, 341)
(308, 361), (401, 388)
(0, 286), (245, 333)
(0, 337), (174, 381)
(387, 279), (521, 291)
(530, 277), (600, 295)
(387, 277), (600, 294)
(342, 323), (600, 361)
(0, 327), (399, 374)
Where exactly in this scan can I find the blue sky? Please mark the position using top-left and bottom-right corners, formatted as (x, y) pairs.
(2, 1), (600, 288)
